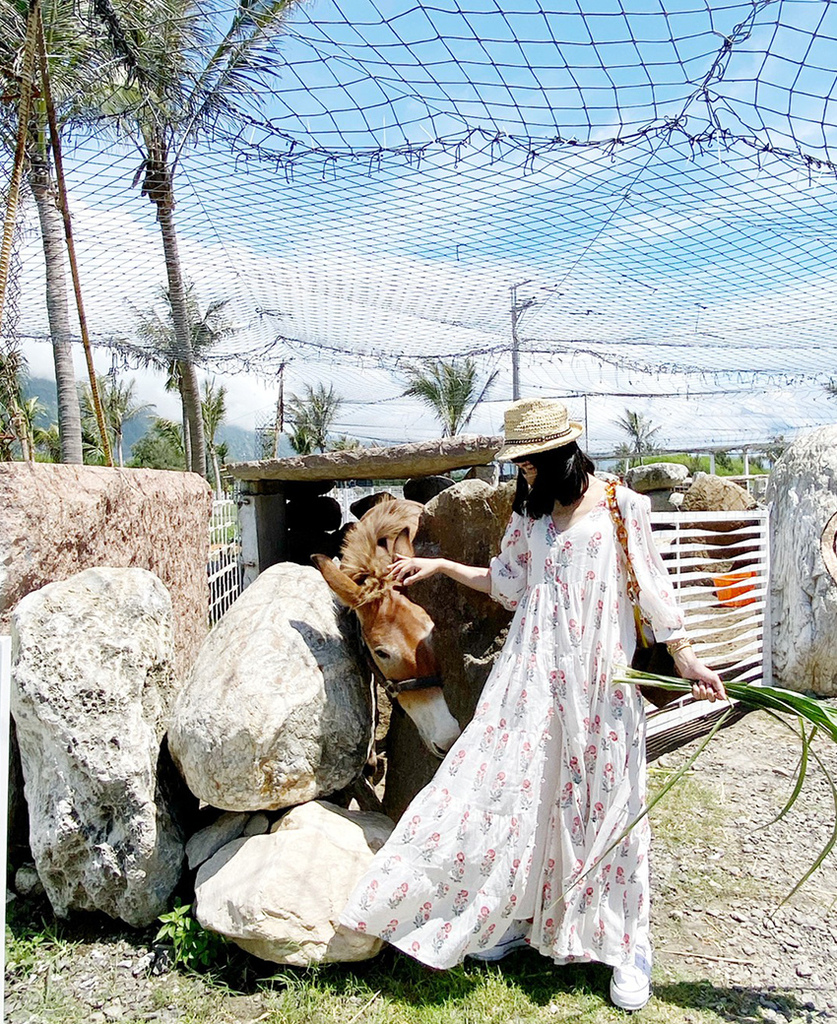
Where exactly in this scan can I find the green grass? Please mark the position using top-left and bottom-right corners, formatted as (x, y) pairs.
(5, 898), (815, 1024)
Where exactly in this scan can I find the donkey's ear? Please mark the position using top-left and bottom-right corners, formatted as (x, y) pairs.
(311, 554), (363, 608)
(392, 526), (414, 559)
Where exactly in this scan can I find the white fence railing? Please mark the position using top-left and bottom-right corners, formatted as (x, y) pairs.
(209, 498), (243, 625)
(331, 484), (405, 524)
(646, 507), (770, 745)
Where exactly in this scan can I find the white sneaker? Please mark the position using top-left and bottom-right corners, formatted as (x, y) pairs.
(469, 920), (530, 961)
(610, 950), (651, 1011)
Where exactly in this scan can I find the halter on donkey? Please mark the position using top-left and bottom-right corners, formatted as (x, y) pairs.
(312, 498), (461, 758)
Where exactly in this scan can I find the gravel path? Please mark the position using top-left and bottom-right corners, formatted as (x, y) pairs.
(651, 703), (837, 1021)
(6, 703), (837, 1023)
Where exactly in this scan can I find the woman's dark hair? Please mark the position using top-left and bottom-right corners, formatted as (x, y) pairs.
(511, 441), (596, 518)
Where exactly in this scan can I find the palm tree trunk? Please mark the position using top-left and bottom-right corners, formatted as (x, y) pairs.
(156, 202), (205, 475)
(179, 382), (191, 471)
(29, 153), (83, 464)
(211, 450), (222, 497)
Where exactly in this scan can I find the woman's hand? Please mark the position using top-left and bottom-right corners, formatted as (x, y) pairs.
(388, 554), (444, 586)
(673, 648), (727, 703)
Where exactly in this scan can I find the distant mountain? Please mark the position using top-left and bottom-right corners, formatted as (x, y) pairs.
(24, 376), (262, 461)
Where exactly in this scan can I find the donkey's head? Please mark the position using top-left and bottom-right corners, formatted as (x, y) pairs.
(312, 512), (461, 758)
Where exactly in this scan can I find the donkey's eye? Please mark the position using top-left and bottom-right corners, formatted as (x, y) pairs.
(374, 648), (391, 660)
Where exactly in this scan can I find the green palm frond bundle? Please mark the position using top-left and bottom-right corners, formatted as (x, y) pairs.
(614, 667), (837, 903)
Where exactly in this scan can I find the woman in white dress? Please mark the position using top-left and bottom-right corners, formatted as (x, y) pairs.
(340, 398), (725, 1011)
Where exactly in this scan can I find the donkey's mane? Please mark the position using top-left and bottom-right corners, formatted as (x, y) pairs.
(339, 498), (424, 602)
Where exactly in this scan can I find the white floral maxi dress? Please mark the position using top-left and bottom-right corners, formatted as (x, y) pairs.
(340, 486), (686, 971)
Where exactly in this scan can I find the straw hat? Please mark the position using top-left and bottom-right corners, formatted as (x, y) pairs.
(494, 398), (583, 462)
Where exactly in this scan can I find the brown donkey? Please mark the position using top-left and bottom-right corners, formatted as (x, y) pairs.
(312, 499), (461, 758)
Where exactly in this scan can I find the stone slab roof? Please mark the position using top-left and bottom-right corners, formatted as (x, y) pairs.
(228, 434), (503, 482)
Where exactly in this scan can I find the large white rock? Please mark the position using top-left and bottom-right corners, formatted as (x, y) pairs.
(626, 462), (690, 493)
(11, 567), (184, 926)
(194, 800), (393, 964)
(167, 564), (372, 811)
(767, 425), (837, 694)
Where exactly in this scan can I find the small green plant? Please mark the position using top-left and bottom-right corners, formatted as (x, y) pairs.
(155, 900), (229, 971)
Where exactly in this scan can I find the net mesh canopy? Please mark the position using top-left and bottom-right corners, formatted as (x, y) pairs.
(8, 0), (837, 452)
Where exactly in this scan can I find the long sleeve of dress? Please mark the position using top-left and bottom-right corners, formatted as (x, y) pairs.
(489, 511), (530, 611)
(618, 487), (686, 643)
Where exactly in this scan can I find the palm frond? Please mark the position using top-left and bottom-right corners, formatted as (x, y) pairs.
(615, 666), (837, 900)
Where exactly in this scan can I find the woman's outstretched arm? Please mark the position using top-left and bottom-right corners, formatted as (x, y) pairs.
(388, 555), (492, 593)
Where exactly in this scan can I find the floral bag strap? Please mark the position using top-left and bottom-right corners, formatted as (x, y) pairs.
(604, 481), (639, 602)
(604, 481), (652, 646)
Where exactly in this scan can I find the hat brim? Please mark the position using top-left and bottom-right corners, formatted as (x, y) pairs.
(494, 421), (584, 462)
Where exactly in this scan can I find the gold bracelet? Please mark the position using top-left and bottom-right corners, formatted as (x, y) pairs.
(666, 637), (693, 655)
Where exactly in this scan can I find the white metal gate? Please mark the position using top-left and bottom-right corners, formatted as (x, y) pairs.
(208, 498), (243, 625)
(646, 507), (770, 750)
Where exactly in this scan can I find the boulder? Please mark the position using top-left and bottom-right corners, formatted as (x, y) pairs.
(626, 462), (690, 511)
(383, 479), (515, 819)
(11, 567), (185, 926)
(195, 800), (393, 964)
(464, 464), (500, 486)
(185, 811), (249, 871)
(403, 475), (455, 504)
(350, 492), (395, 519)
(626, 462), (690, 493)
(767, 426), (837, 695)
(0, 462), (212, 680)
(681, 473), (758, 513)
(168, 564), (372, 811)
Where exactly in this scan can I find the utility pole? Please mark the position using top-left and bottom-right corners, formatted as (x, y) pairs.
(272, 361), (286, 458)
(510, 281), (535, 400)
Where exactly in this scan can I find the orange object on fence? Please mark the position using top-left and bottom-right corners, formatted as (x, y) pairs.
(713, 571), (756, 607)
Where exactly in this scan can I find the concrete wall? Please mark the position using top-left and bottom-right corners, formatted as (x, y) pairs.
(0, 463), (213, 679)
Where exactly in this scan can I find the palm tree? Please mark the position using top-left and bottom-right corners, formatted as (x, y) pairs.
(33, 421), (61, 462)
(0, 346), (32, 460)
(402, 358), (498, 437)
(128, 417), (184, 470)
(132, 283), (232, 470)
(201, 377), (227, 495)
(286, 383), (342, 454)
(0, 0), (97, 463)
(80, 375), (154, 467)
(96, 0), (298, 473)
(329, 434), (362, 451)
(614, 408), (662, 466)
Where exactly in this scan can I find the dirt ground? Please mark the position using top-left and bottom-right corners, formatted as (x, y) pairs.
(6, 704), (837, 1023)
(650, 704), (837, 1021)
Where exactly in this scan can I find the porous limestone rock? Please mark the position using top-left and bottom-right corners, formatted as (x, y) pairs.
(767, 425), (837, 695)
(11, 567), (184, 925)
(167, 564), (372, 812)
(194, 800), (393, 964)
(0, 462), (212, 679)
(384, 479), (515, 819)
(681, 472), (758, 513)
